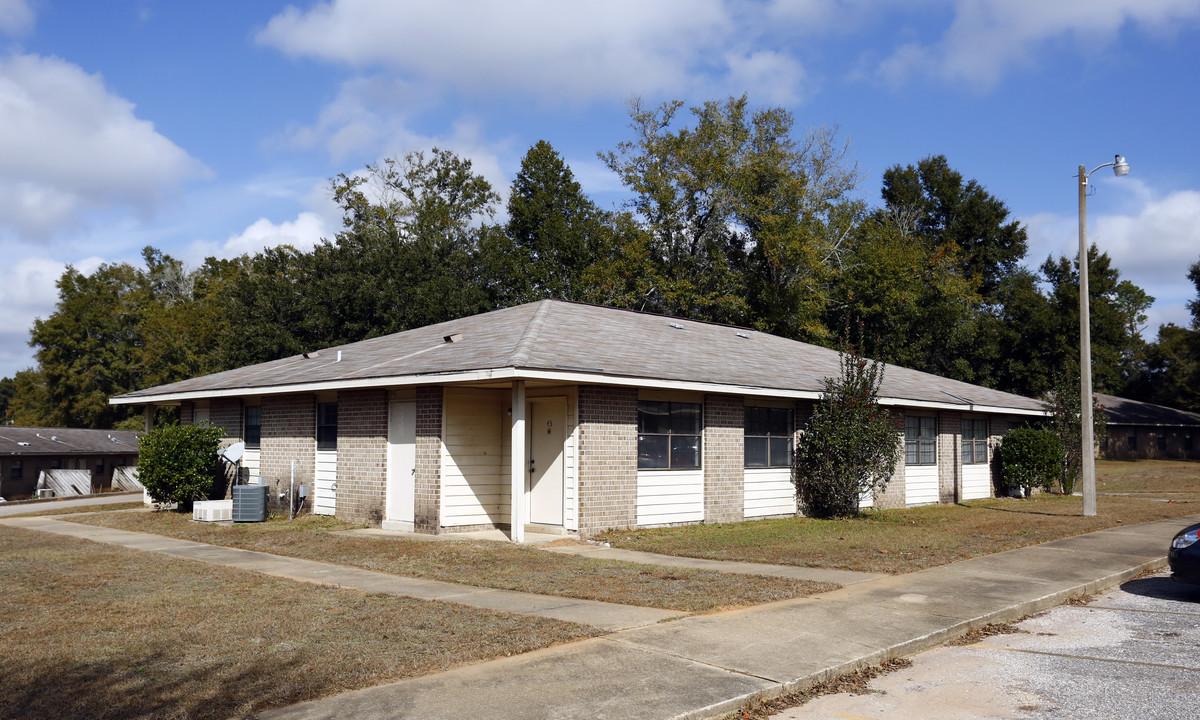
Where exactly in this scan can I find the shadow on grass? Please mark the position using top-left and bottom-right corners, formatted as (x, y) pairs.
(0, 650), (308, 720)
(952, 502), (1078, 517)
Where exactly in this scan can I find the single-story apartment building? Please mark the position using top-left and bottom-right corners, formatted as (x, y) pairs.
(1097, 393), (1200, 460)
(111, 300), (1046, 540)
(0, 427), (141, 500)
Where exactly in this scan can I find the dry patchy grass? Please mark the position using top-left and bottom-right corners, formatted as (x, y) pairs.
(67, 512), (834, 612)
(0, 524), (595, 720)
(599, 493), (1200, 575)
(1096, 459), (1200, 497)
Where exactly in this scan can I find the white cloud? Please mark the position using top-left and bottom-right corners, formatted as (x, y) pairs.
(216, 212), (329, 257)
(1022, 180), (1200, 329)
(0, 53), (208, 239)
(0, 0), (34, 36)
(256, 0), (814, 104)
(878, 0), (1200, 88)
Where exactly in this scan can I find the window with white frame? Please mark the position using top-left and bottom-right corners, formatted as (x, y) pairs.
(637, 400), (701, 469)
(962, 419), (988, 464)
(905, 416), (937, 465)
(745, 406), (793, 468)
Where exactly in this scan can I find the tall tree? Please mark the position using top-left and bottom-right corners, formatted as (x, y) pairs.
(494, 140), (611, 304)
(881, 155), (1027, 299)
(601, 95), (862, 338)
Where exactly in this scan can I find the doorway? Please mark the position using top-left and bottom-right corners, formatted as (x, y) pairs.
(385, 400), (416, 531)
(526, 397), (566, 527)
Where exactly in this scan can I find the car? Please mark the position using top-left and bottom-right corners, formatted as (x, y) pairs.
(1168, 521), (1200, 585)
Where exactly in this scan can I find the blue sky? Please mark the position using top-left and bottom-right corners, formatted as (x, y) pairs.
(2, 0), (1199, 380)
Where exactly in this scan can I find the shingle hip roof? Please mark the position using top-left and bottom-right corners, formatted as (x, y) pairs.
(0, 427), (141, 456)
(1095, 393), (1200, 427)
(111, 299), (1045, 413)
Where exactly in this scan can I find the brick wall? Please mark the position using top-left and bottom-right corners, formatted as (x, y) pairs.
(577, 386), (637, 538)
(336, 389), (389, 526)
(414, 386), (443, 533)
(703, 394), (744, 524)
(875, 411), (907, 510)
(260, 394), (316, 515)
(209, 398), (242, 440)
(938, 410), (961, 503)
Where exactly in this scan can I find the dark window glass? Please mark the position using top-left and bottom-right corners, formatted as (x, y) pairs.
(637, 401), (701, 469)
(9, 460), (20, 480)
(962, 419), (988, 465)
(1127, 431), (1137, 450)
(1158, 434), (1167, 451)
(95, 460), (104, 476)
(317, 402), (338, 451)
(905, 416), (937, 465)
(744, 406), (793, 468)
(50, 458), (61, 469)
(244, 406), (262, 449)
(1186, 434), (1194, 452)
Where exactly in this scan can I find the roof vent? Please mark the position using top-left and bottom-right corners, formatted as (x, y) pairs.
(668, 322), (684, 330)
(303, 350), (320, 359)
(736, 332), (749, 339)
(17, 442), (29, 446)
(444, 332), (463, 343)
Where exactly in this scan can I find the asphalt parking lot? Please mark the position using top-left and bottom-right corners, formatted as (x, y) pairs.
(772, 571), (1200, 720)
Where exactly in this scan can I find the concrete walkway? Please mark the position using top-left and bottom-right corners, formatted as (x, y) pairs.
(0, 515), (678, 631)
(254, 513), (1200, 720)
(0, 491), (140, 517)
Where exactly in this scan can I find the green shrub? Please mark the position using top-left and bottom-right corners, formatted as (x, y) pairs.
(793, 348), (902, 518)
(997, 427), (1061, 496)
(138, 423), (225, 510)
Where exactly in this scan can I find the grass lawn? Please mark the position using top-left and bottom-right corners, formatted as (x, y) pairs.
(67, 512), (834, 612)
(599, 460), (1200, 575)
(0, 524), (595, 720)
(1096, 459), (1200, 497)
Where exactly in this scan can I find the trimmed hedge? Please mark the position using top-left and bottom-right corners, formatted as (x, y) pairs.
(138, 423), (225, 510)
(997, 426), (1061, 496)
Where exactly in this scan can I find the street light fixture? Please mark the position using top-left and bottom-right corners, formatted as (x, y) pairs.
(1077, 154), (1129, 517)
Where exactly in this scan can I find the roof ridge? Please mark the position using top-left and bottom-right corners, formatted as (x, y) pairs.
(508, 300), (554, 367)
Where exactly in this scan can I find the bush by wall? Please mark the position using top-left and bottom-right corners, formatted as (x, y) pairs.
(997, 426), (1061, 496)
(137, 422), (224, 510)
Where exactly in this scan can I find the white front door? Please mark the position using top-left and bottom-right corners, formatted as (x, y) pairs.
(527, 397), (566, 526)
(385, 400), (416, 531)
(314, 450), (337, 515)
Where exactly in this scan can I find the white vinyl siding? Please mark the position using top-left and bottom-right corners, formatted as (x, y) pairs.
(962, 464), (991, 500)
(313, 449), (337, 515)
(905, 465), (938, 506)
(242, 448), (260, 484)
(744, 468), (795, 518)
(442, 388), (507, 527)
(637, 469), (704, 526)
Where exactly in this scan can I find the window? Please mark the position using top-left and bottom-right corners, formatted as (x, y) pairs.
(244, 406), (262, 449)
(638, 400), (701, 469)
(745, 406), (793, 468)
(962, 419), (988, 464)
(1157, 433), (1167, 452)
(905, 416), (937, 465)
(94, 460), (104, 476)
(49, 459), (61, 469)
(317, 402), (338, 451)
(1127, 431), (1137, 450)
(1186, 434), (1194, 452)
(9, 460), (20, 480)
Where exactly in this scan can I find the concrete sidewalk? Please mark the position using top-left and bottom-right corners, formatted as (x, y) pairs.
(256, 513), (1200, 720)
(0, 515), (678, 631)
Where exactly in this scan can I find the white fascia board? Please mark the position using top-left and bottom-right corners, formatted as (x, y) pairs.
(110, 366), (1046, 416)
(878, 397), (1048, 417)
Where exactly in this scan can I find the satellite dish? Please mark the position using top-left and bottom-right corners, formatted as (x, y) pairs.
(221, 442), (245, 464)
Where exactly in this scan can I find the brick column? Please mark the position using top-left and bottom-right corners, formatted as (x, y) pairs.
(337, 389), (389, 526)
(875, 411), (907, 510)
(938, 410), (961, 504)
(414, 386), (443, 533)
(576, 386), (637, 539)
(261, 394), (316, 515)
(703, 394), (744, 524)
